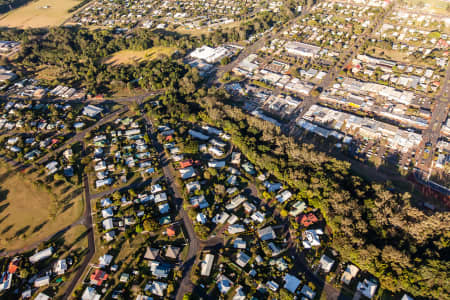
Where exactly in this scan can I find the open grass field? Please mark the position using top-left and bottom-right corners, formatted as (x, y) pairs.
(104, 46), (178, 66)
(0, 166), (84, 252)
(0, 0), (83, 28)
(404, 0), (450, 15)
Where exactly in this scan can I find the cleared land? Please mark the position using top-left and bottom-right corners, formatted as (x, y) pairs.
(0, 0), (83, 28)
(104, 46), (178, 66)
(0, 166), (84, 252)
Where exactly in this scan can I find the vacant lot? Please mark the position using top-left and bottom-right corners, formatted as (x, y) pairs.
(0, 166), (83, 252)
(104, 46), (177, 66)
(0, 0), (83, 28)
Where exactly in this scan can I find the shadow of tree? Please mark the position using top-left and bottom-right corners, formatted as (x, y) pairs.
(0, 202), (9, 214)
(1, 224), (13, 234)
(0, 189), (9, 203)
(0, 213), (9, 225)
(32, 221), (48, 234)
(14, 225), (30, 237)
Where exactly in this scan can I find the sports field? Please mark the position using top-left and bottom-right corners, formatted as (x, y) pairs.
(0, 166), (84, 252)
(0, 0), (83, 28)
(104, 46), (178, 66)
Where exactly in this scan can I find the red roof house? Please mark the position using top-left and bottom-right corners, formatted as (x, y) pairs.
(166, 226), (176, 237)
(90, 269), (108, 286)
(179, 160), (193, 169)
(297, 213), (319, 227)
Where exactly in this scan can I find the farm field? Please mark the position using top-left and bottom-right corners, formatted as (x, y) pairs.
(0, 166), (84, 252)
(0, 0), (83, 28)
(104, 46), (178, 66)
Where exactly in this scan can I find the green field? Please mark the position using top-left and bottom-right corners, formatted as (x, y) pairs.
(0, 0), (83, 28)
(0, 166), (84, 252)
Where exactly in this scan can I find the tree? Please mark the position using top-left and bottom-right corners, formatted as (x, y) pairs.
(143, 219), (159, 232)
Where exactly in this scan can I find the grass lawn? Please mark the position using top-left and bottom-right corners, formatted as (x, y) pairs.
(104, 46), (178, 66)
(0, 0), (83, 28)
(0, 166), (84, 252)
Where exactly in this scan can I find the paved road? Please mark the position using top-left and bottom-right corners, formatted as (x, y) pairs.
(64, 141), (96, 300)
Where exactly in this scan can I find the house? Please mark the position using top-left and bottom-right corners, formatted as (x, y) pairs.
(200, 254), (214, 276)
(151, 184), (162, 194)
(236, 251), (251, 268)
(208, 160), (226, 168)
(341, 264), (359, 285)
(0, 272), (12, 292)
(165, 245), (181, 259)
(196, 213), (207, 224)
(213, 212), (230, 224)
(45, 161), (59, 175)
(217, 274), (233, 294)
(234, 238), (247, 249)
(8, 258), (19, 274)
(227, 223), (246, 234)
(319, 254), (335, 273)
(268, 242), (281, 257)
(90, 269), (108, 286)
(166, 226), (176, 237)
(179, 167), (196, 179)
(186, 181), (201, 193)
(144, 247), (160, 260)
(266, 280), (279, 291)
(297, 213), (319, 227)
(35, 293), (51, 300)
(102, 207), (114, 219)
(188, 129), (209, 140)
(284, 274), (301, 294)
(179, 159), (194, 168)
(29, 247), (53, 263)
(82, 286), (101, 300)
(257, 226), (276, 241)
(104, 230), (116, 242)
(149, 261), (171, 278)
(34, 275), (50, 287)
(357, 279), (378, 299)
(98, 254), (113, 268)
(145, 281), (168, 297)
(301, 285), (316, 299)
(289, 201), (307, 216)
(54, 259), (68, 275)
(190, 195), (209, 209)
(102, 218), (114, 231)
(276, 190), (292, 203)
(119, 273), (130, 282)
(233, 285), (246, 300)
(82, 105), (103, 118)
(302, 229), (323, 248)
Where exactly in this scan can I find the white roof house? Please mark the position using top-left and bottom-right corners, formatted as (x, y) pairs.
(319, 254), (335, 273)
(82, 105), (103, 118)
(35, 293), (51, 300)
(99, 254), (113, 268)
(257, 226), (276, 241)
(200, 254), (214, 277)
(145, 281), (168, 297)
(179, 167), (196, 179)
(341, 264), (359, 285)
(82, 286), (101, 300)
(30, 247), (53, 264)
(34, 276), (50, 287)
(102, 218), (114, 231)
(236, 251), (251, 268)
(357, 279), (378, 299)
(54, 259), (68, 275)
